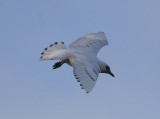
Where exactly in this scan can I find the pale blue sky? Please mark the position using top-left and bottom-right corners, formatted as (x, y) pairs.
(0, 0), (160, 119)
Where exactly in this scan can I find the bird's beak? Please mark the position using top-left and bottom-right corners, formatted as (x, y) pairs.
(108, 71), (115, 77)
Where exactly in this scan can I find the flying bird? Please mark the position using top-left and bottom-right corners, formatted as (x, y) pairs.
(40, 32), (114, 93)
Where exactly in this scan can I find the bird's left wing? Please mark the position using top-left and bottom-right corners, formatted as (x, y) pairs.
(69, 55), (100, 93)
(69, 32), (108, 56)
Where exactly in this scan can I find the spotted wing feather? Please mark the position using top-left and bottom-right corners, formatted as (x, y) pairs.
(70, 55), (100, 93)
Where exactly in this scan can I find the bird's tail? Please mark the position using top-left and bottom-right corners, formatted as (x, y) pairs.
(40, 42), (70, 61)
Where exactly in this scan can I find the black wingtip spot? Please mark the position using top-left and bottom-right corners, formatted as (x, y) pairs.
(44, 48), (47, 50)
(54, 42), (58, 44)
(61, 42), (64, 44)
(41, 52), (44, 55)
(40, 56), (43, 59)
(50, 44), (53, 47)
(86, 92), (89, 93)
(80, 84), (82, 86)
(77, 80), (80, 82)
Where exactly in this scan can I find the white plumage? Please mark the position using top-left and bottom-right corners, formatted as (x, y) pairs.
(40, 32), (114, 93)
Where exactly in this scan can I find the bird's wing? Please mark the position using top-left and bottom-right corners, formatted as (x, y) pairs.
(69, 32), (108, 56)
(70, 55), (100, 93)
(40, 42), (70, 61)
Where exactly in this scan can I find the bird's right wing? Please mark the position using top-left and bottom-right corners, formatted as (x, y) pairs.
(69, 32), (108, 56)
(69, 55), (100, 93)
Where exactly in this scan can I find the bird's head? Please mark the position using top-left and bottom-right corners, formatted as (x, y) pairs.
(105, 65), (115, 77)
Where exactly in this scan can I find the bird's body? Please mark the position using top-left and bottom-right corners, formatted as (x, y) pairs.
(40, 32), (114, 93)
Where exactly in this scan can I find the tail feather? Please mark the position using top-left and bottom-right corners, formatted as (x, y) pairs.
(40, 42), (70, 61)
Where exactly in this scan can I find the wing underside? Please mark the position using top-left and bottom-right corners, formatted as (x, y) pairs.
(70, 55), (100, 93)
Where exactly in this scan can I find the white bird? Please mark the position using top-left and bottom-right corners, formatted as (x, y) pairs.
(40, 32), (114, 93)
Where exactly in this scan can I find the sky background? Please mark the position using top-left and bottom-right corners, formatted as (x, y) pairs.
(0, 0), (160, 119)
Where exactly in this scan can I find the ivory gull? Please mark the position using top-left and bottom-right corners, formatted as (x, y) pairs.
(40, 32), (114, 93)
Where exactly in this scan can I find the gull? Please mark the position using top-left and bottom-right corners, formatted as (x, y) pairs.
(40, 32), (114, 93)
